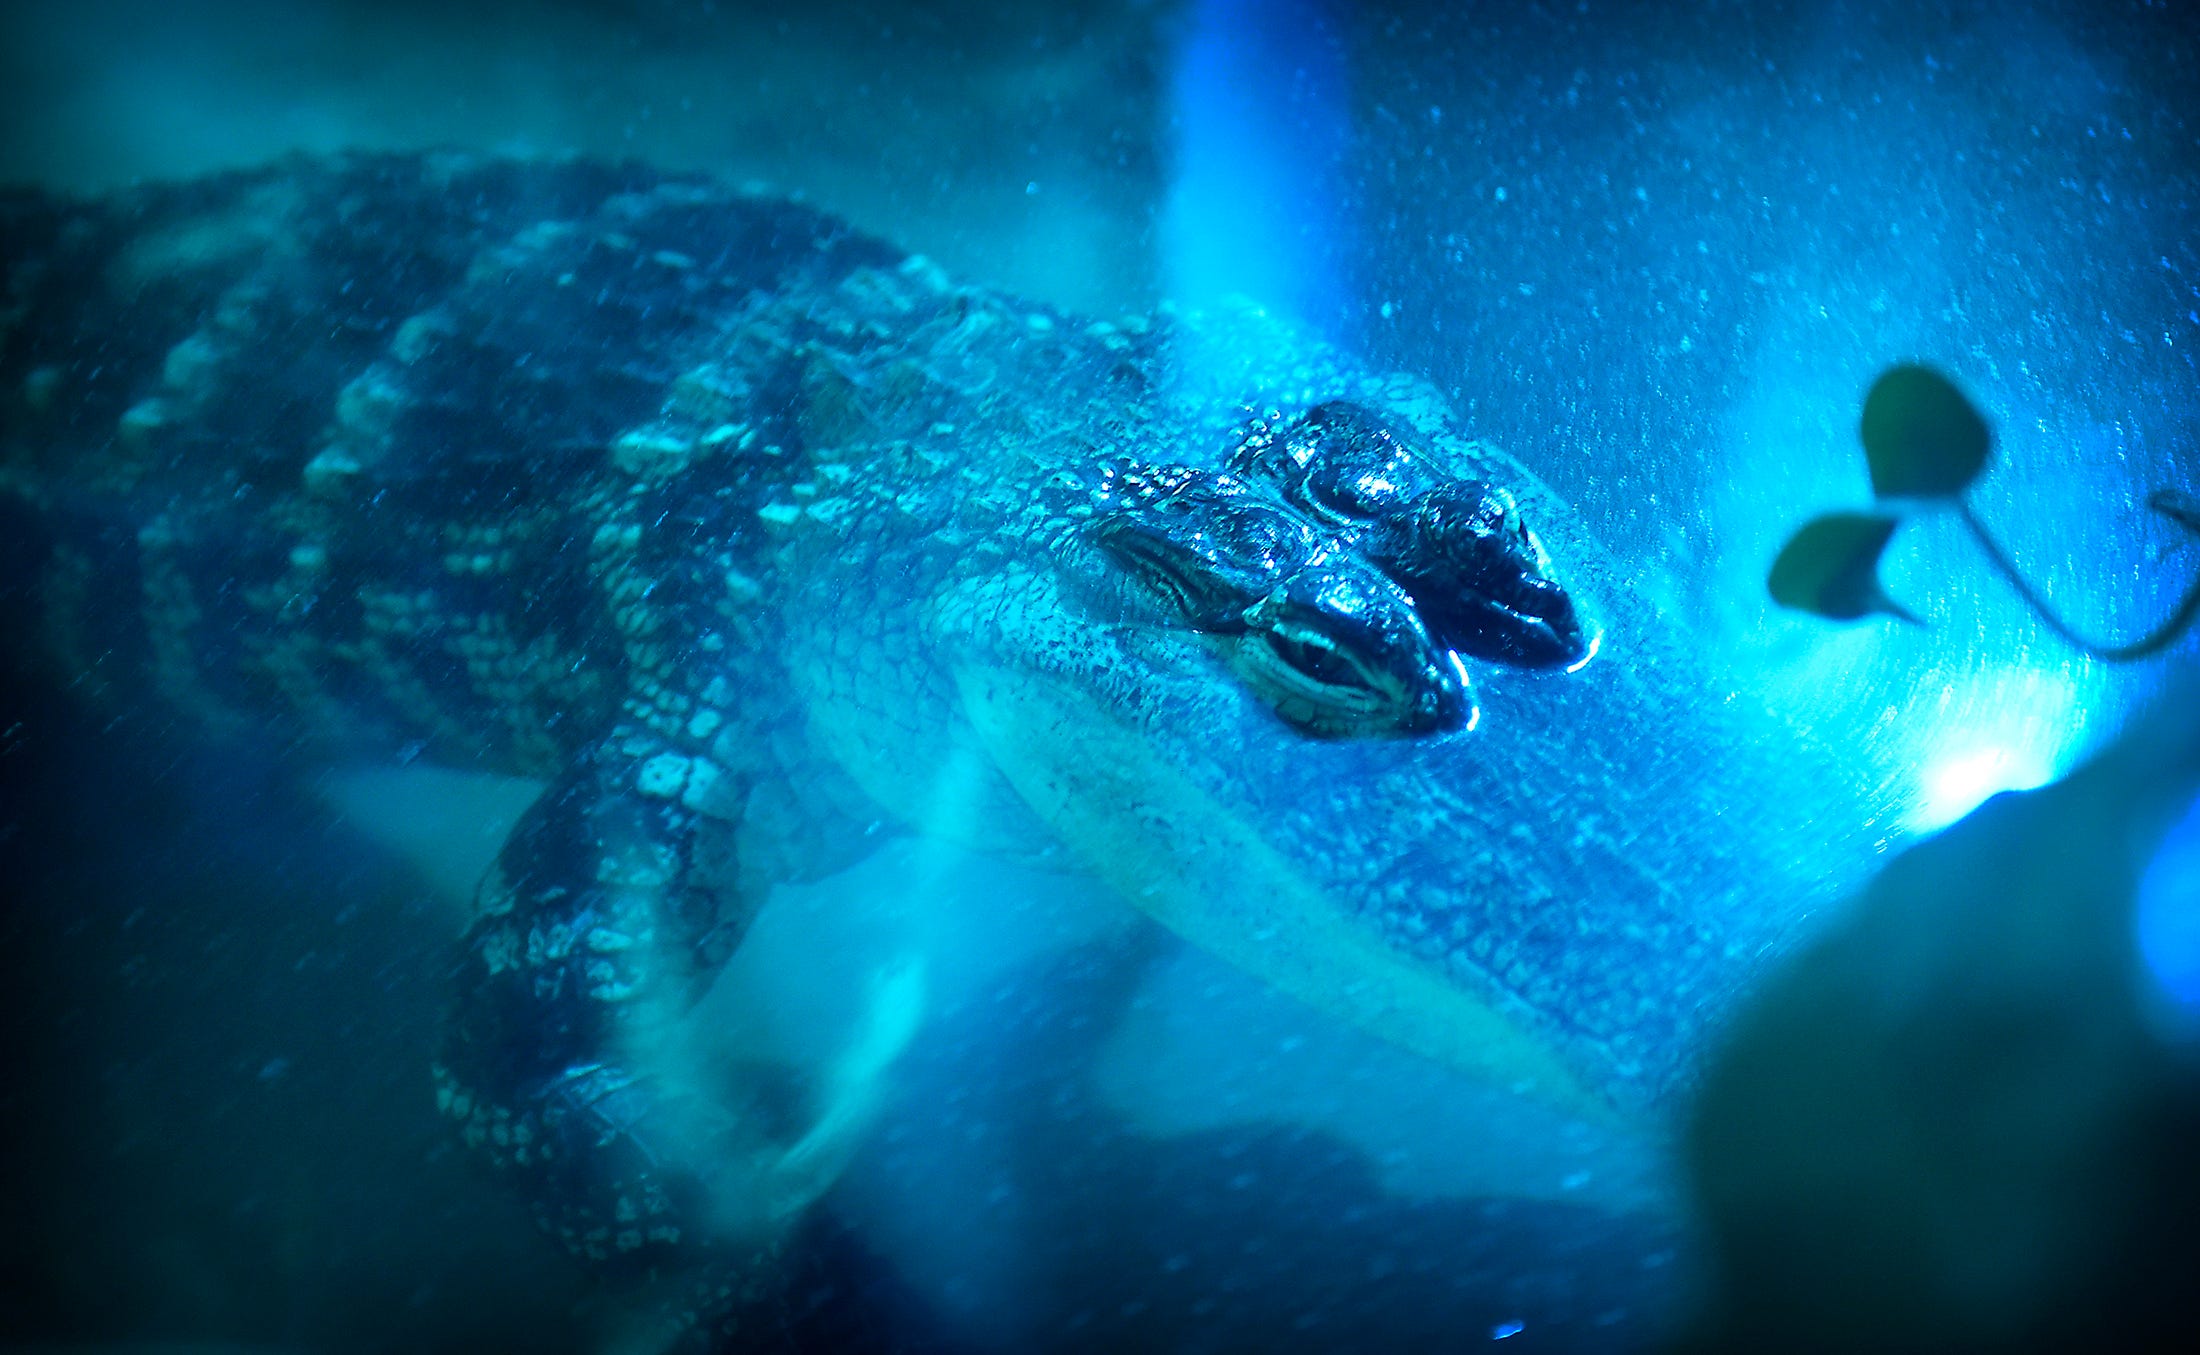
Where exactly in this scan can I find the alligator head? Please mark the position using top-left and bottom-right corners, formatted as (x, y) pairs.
(1233, 401), (1593, 670)
(1082, 467), (1471, 737)
(785, 292), (1870, 1128)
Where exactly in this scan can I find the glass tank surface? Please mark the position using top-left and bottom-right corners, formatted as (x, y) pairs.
(1, 2), (2194, 1352)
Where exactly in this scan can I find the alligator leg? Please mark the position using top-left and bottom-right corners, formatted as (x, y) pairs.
(431, 725), (925, 1323)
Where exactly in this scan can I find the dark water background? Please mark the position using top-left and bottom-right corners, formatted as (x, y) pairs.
(4, 1), (2197, 1351)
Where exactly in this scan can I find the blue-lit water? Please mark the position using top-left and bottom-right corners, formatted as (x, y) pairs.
(2140, 785), (2200, 1022)
(2, 2), (2195, 1352)
(1153, 0), (2194, 829)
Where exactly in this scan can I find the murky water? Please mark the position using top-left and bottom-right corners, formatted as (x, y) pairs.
(3, 2), (2195, 1351)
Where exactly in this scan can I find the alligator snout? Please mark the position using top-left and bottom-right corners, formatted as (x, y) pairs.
(1377, 480), (1591, 670)
(1083, 400), (1593, 738)
(1231, 402), (1594, 675)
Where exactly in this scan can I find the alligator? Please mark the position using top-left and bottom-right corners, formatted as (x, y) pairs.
(0, 152), (1870, 1342)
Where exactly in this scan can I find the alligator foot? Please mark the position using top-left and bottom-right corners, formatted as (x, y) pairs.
(431, 727), (921, 1289)
(757, 956), (929, 1223)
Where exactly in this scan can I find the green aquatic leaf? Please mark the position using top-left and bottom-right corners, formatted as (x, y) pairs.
(1768, 512), (1920, 624)
(1860, 364), (1991, 500)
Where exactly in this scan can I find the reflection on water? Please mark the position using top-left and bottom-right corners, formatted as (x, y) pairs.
(1904, 664), (2089, 833)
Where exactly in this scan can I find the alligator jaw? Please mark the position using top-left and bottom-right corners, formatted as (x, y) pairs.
(929, 539), (1873, 1131)
(951, 658), (1625, 1130)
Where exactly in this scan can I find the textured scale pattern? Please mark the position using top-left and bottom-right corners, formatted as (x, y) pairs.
(2, 151), (1874, 1344)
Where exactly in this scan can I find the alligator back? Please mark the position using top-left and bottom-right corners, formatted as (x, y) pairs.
(1, 152), (903, 778)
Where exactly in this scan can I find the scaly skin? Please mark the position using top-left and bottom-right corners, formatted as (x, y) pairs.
(1, 152), (1873, 1339)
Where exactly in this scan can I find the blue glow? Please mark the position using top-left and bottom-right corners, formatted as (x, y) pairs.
(1162, 0), (1348, 325)
(2138, 789), (2200, 1015)
(1915, 744), (2056, 830)
(1900, 666), (2087, 833)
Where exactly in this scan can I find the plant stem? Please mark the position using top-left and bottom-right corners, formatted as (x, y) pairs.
(1956, 498), (2200, 662)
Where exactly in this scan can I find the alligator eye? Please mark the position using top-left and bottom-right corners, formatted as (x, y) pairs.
(1238, 568), (1471, 737)
(1126, 550), (1201, 617)
(1085, 472), (1317, 630)
(1264, 627), (1367, 691)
